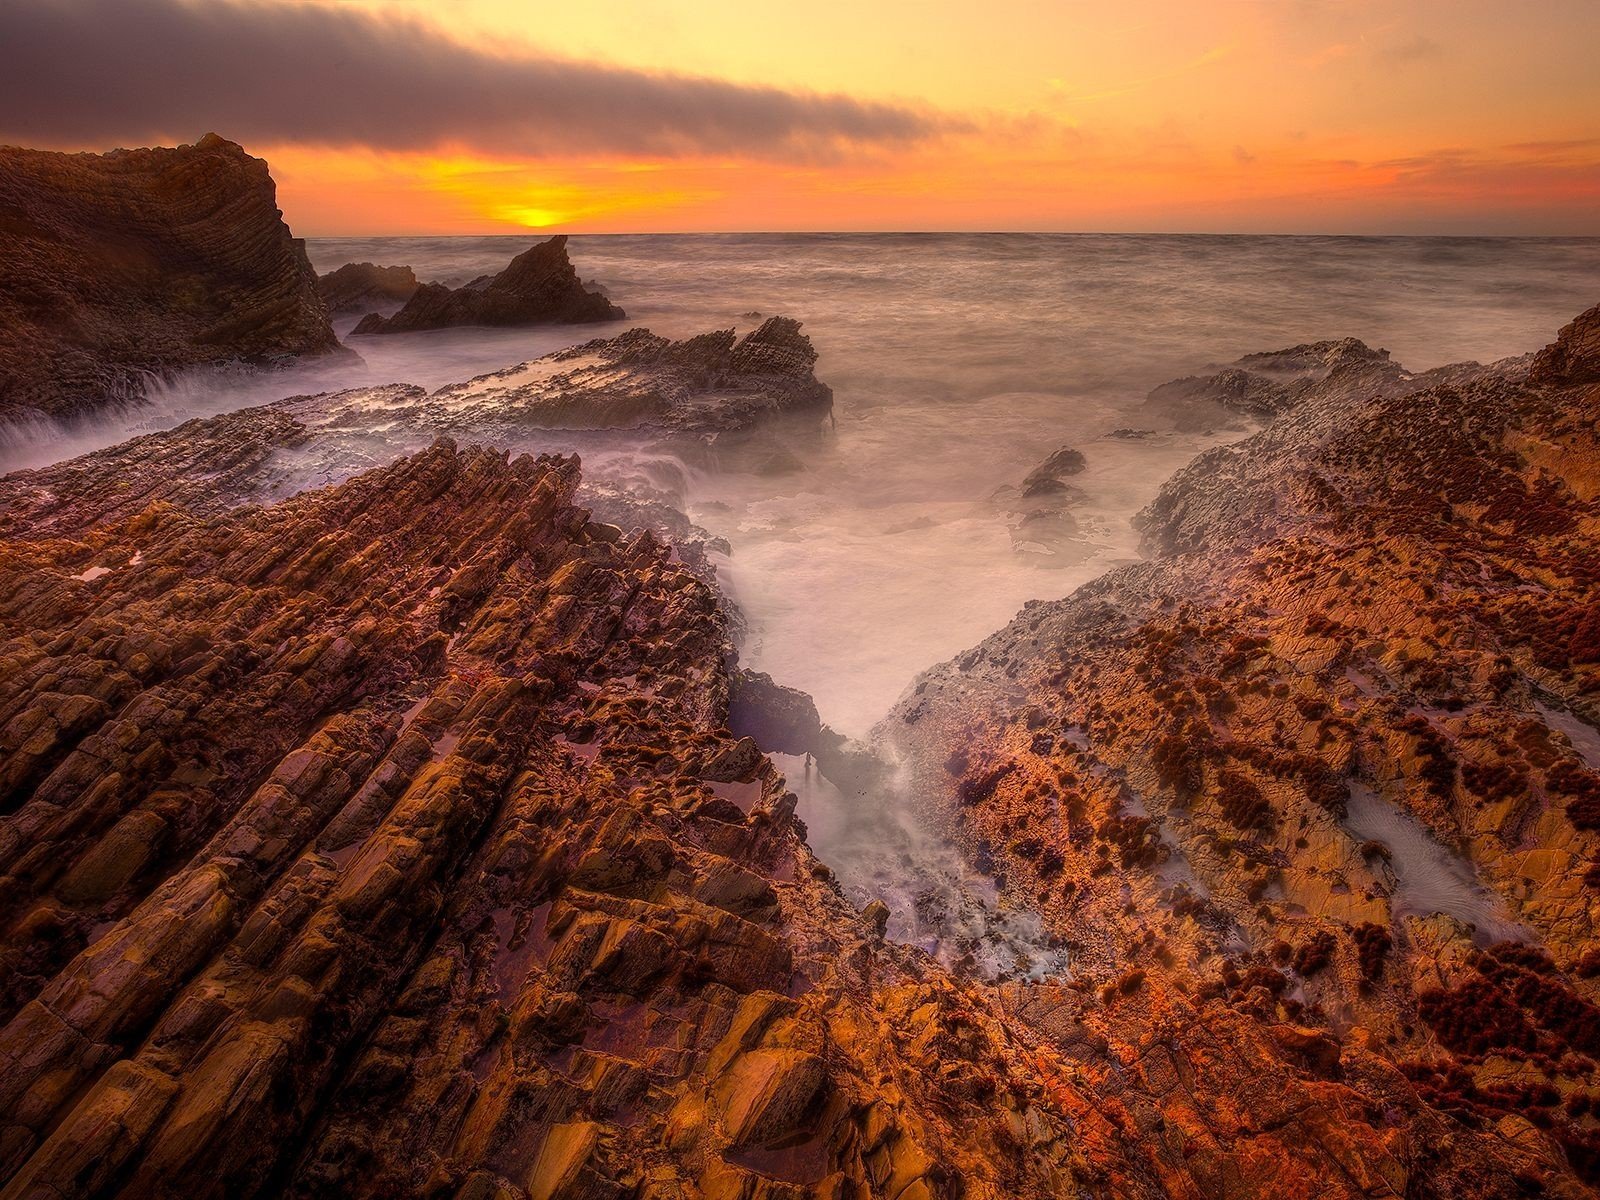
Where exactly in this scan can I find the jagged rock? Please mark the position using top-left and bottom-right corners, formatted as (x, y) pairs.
(0, 404), (1080, 1200)
(6, 300), (1600, 1199)
(316, 262), (420, 313)
(424, 317), (831, 442)
(351, 236), (621, 334)
(0, 134), (340, 424)
(887, 304), (1600, 1197)
(1532, 300), (1600, 385)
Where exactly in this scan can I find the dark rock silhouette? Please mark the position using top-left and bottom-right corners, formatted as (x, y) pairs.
(316, 261), (419, 313)
(351, 235), (622, 334)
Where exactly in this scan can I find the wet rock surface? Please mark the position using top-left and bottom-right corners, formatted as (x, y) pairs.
(351, 236), (622, 335)
(0, 317), (835, 524)
(890, 302), (1600, 1196)
(1141, 335), (1496, 431)
(0, 134), (339, 425)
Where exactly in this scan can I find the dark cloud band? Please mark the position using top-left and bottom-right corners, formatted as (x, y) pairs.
(0, 0), (959, 159)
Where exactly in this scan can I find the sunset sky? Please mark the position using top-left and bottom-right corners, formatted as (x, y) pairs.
(2, 0), (1597, 234)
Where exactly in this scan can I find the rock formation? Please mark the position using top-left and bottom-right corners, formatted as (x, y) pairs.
(0, 134), (339, 425)
(1021, 446), (1087, 498)
(316, 262), (420, 314)
(351, 237), (623, 335)
(889, 302), (1600, 1196)
(4, 303), (1600, 1198)
(0, 431), (1082, 1200)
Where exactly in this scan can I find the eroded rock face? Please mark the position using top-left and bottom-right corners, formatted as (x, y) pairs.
(8, 301), (1600, 1199)
(0, 134), (339, 424)
(889, 307), (1600, 1196)
(316, 262), (420, 314)
(0, 431), (1095, 1200)
(1533, 301), (1600, 386)
(0, 318), (834, 523)
(352, 236), (622, 335)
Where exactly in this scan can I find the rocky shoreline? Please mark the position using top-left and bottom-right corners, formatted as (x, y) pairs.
(4, 132), (1600, 1199)
(887, 301), (1600, 1196)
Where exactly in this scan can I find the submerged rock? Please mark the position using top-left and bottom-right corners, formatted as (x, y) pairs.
(0, 134), (341, 425)
(351, 235), (622, 334)
(316, 261), (420, 313)
(1021, 445), (1086, 497)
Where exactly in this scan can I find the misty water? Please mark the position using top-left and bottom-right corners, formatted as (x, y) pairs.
(7, 233), (1598, 975)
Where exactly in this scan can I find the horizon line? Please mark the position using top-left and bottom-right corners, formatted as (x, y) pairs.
(300, 228), (1600, 240)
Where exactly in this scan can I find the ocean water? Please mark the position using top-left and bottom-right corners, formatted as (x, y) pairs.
(8, 233), (1599, 743)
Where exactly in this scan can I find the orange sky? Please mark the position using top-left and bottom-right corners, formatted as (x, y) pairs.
(9, 0), (1600, 233)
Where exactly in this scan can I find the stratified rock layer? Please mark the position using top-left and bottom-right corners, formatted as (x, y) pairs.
(890, 303), (1600, 1196)
(0, 426), (1085, 1199)
(352, 236), (622, 335)
(0, 134), (339, 424)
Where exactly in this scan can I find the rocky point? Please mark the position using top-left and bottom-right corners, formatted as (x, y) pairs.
(4, 206), (1600, 1196)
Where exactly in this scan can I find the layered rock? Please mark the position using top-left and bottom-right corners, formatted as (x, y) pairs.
(888, 303), (1600, 1195)
(0, 432), (1092, 1200)
(0, 134), (339, 424)
(352, 237), (622, 335)
(7, 294), (1600, 1198)
(316, 262), (420, 314)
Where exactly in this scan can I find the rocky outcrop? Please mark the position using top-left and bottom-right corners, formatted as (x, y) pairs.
(888, 306), (1600, 1196)
(0, 429), (1095, 1200)
(0, 134), (339, 424)
(1533, 301), (1600, 386)
(351, 236), (622, 335)
(428, 317), (832, 442)
(316, 262), (420, 314)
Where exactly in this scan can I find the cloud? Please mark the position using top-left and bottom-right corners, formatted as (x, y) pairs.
(0, 0), (963, 160)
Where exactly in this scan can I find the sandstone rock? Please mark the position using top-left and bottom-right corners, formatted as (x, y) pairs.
(0, 419), (1080, 1199)
(0, 134), (339, 424)
(1531, 300), (1600, 386)
(351, 236), (621, 334)
(888, 302), (1600, 1197)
